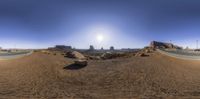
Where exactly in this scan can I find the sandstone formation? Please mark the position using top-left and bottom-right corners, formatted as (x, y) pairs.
(48, 45), (72, 51)
(110, 46), (114, 51)
(150, 41), (182, 49)
(89, 45), (95, 51)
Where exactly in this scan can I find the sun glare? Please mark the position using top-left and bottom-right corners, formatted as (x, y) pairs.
(96, 34), (104, 42)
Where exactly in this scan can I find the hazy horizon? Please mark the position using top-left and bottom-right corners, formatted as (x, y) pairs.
(1, 0), (200, 49)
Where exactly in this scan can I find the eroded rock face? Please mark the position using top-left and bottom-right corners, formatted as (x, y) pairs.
(150, 41), (182, 49)
(66, 51), (86, 60)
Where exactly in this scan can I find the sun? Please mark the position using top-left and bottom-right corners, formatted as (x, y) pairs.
(96, 34), (104, 42)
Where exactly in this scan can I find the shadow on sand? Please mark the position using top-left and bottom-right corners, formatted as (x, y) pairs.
(63, 63), (87, 70)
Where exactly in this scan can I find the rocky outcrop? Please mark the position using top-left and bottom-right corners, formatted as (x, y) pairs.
(134, 47), (154, 57)
(135, 52), (149, 57)
(100, 52), (126, 59)
(150, 41), (182, 49)
(48, 45), (72, 51)
(144, 47), (155, 53)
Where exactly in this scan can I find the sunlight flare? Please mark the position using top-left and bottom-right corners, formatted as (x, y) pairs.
(96, 34), (104, 42)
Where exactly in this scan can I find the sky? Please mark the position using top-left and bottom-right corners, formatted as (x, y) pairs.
(1, 0), (200, 49)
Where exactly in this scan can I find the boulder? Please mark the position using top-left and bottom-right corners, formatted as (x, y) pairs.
(66, 51), (86, 60)
(74, 60), (87, 66)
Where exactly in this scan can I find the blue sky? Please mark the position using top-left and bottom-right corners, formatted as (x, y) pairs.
(1, 0), (200, 49)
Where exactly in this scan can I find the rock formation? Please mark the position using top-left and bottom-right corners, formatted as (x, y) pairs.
(89, 45), (95, 51)
(110, 46), (114, 51)
(65, 51), (88, 66)
(48, 45), (72, 51)
(66, 51), (86, 60)
(150, 41), (182, 49)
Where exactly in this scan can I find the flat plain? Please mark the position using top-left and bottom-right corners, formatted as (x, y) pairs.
(1, 51), (200, 98)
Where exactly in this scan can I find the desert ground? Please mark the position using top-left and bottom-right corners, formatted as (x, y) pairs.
(1, 51), (200, 98)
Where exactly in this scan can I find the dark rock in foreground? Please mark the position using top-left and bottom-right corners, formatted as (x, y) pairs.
(74, 60), (88, 66)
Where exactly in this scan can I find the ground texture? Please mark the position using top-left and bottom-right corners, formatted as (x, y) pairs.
(1, 52), (200, 98)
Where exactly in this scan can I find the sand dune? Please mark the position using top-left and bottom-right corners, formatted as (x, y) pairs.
(1, 51), (200, 98)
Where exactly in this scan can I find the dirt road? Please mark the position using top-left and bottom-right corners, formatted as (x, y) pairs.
(157, 49), (200, 60)
(0, 51), (32, 60)
(0, 51), (200, 98)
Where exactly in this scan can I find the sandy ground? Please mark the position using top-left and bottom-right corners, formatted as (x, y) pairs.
(1, 51), (200, 98)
